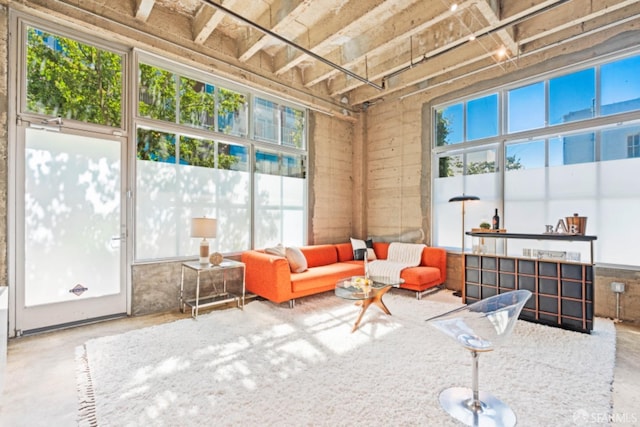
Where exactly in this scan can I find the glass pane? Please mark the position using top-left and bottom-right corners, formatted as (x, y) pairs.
(549, 68), (595, 125)
(218, 142), (249, 171)
(282, 106), (305, 148)
(255, 149), (280, 175)
(466, 149), (497, 175)
(217, 88), (248, 137)
(254, 97), (278, 143)
(179, 77), (215, 130)
(508, 82), (545, 132)
(179, 136), (216, 167)
(282, 154), (306, 178)
(136, 128), (176, 163)
(437, 104), (463, 145)
(438, 153), (463, 178)
(26, 27), (122, 127)
(598, 156), (640, 265)
(506, 140), (545, 171)
(602, 125), (640, 161)
(25, 129), (121, 305)
(549, 132), (595, 166)
(138, 63), (176, 122)
(254, 174), (305, 248)
(467, 94), (498, 140)
(601, 55), (640, 116)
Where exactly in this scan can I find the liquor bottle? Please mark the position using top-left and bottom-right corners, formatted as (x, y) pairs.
(492, 208), (500, 230)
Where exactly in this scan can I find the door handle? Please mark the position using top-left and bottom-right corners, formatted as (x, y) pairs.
(110, 234), (125, 249)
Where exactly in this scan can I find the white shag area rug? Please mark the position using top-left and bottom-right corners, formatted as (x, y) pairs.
(76, 291), (616, 427)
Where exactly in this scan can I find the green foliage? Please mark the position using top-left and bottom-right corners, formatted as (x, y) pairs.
(217, 88), (247, 135)
(25, 29), (291, 172)
(436, 110), (451, 177)
(139, 63), (176, 122)
(282, 108), (304, 148)
(136, 129), (173, 162)
(26, 27), (122, 127)
(179, 77), (215, 129)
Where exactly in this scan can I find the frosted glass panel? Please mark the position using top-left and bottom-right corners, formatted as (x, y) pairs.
(25, 129), (121, 306)
(136, 161), (251, 259)
(254, 174), (305, 248)
(136, 161), (178, 259)
(433, 172), (498, 251)
(505, 158), (640, 265)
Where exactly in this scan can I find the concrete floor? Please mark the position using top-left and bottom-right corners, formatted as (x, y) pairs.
(0, 293), (639, 427)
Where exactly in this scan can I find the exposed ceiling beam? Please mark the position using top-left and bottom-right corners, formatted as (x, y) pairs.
(301, 0), (476, 89)
(202, 0), (384, 90)
(237, 0), (308, 62)
(134, 0), (155, 21)
(272, 0), (396, 76)
(193, 2), (225, 45)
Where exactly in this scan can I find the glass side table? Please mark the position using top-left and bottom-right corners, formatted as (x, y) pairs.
(179, 259), (246, 318)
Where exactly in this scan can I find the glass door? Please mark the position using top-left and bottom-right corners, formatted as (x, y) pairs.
(14, 127), (127, 334)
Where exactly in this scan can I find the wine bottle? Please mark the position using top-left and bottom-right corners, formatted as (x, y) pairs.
(492, 208), (500, 230)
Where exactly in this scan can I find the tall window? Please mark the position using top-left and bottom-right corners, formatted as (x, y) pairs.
(433, 53), (640, 267)
(136, 59), (307, 261)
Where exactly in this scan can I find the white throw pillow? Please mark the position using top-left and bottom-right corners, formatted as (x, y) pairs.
(265, 244), (286, 257)
(285, 246), (308, 273)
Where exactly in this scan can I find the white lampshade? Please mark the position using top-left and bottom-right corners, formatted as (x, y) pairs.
(191, 217), (217, 238)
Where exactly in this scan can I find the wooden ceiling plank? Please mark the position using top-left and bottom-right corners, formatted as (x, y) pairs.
(309, 0), (588, 94)
(520, 2), (640, 53)
(237, 0), (308, 62)
(193, 3), (228, 45)
(295, 0), (476, 87)
(515, 0), (638, 44)
(135, 0), (155, 21)
(272, 0), (405, 76)
(329, 35), (502, 97)
(474, 0), (518, 56)
(349, 13), (640, 106)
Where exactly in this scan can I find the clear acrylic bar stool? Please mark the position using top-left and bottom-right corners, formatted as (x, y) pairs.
(426, 290), (532, 427)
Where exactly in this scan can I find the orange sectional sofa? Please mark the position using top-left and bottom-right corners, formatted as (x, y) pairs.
(241, 241), (447, 307)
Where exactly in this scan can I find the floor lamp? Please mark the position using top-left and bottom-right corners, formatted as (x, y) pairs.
(449, 195), (480, 297)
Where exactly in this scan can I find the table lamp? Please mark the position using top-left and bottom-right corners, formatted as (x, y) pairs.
(191, 217), (217, 264)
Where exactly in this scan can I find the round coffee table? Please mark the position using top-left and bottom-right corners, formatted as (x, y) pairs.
(335, 276), (404, 332)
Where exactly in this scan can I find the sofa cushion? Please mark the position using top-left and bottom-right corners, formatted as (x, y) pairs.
(286, 246), (308, 273)
(300, 245), (338, 268)
(400, 266), (441, 286)
(335, 243), (355, 262)
(291, 262), (363, 294)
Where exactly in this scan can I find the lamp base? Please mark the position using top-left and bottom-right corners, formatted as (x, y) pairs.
(199, 240), (210, 264)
